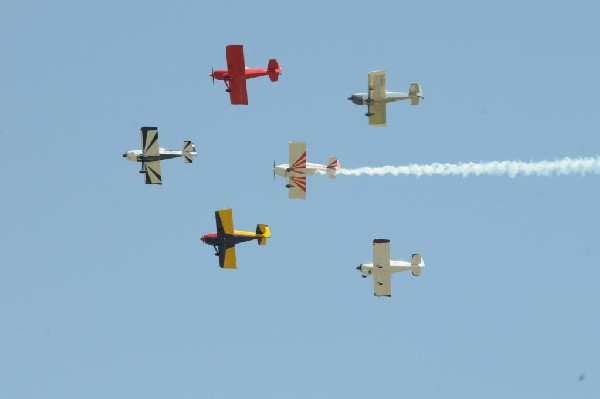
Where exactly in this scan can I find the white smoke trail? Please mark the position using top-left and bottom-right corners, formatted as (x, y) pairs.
(336, 157), (600, 178)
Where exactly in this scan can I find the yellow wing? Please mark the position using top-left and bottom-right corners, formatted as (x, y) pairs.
(219, 246), (237, 269)
(215, 208), (234, 235)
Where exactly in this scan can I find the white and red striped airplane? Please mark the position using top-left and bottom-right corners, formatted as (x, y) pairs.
(272, 141), (340, 199)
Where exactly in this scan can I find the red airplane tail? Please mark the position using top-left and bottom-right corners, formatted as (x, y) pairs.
(267, 59), (281, 82)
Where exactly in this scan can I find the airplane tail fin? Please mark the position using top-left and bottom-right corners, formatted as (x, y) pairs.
(267, 59), (281, 82)
(256, 224), (271, 245)
(326, 156), (340, 178)
(182, 140), (197, 163)
(411, 253), (424, 276)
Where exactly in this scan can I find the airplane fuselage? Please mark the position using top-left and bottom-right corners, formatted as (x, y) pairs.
(123, 148), (197, 162)
(201, 231), (260, 247)
(348, 91), (416, 105)
(273, 162), (336, 178)
(211, 68), (271, 82)
(358, 260), (414, 276)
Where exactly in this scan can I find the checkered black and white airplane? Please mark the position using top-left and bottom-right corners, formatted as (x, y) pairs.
(357, 239), (424, 297)
(123, 127), (197, 184)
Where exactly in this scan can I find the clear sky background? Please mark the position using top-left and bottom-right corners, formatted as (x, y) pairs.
(1, 1), (599, 398)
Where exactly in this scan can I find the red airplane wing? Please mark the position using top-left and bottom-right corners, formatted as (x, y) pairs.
(226, 45), (246, 78)
(228, 77), (248, 105)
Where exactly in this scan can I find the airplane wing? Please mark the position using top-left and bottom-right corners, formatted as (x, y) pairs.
(218, 244), (237, 269)
(143, 161), (162, 184)
(226, 45), (248, 104)
(289, 141), (306, 170)
(141, 127), (160, 158)
(228, 77), (248, 105)
(288, 176), (306, 199)
(226, 45), (246, 78)
(215, 208), (234, 236)
(373, 239), (392, 296)
(368, 102), (386, 127)
(368, 71), (386, 101)
(373, 239), (391, 268)
(373, 273), (392, 297)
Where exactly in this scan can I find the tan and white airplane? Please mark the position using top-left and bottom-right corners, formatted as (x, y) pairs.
(272, 141), (340, 199)
(348, 70), (423, 127)
(123, 127), (197, 184)
(357, 239), (424, 297)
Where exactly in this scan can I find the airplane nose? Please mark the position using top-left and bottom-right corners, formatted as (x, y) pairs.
(200, 236), (205, 242)
(356, 265), (362, 270)
(122, 153), (127, 157)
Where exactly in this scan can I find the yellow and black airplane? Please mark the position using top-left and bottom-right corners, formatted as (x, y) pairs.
(200, 208), (271, 269)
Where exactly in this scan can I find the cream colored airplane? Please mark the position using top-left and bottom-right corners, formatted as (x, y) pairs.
(347, 70), (423, 127)
(272, 141), (340, 199)
(356, 239), (424, 297)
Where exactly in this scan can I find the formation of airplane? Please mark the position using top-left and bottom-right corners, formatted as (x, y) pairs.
(123, 45), (426, 295)
(200, 208), (271, 269)
(210, 44), (282, 105)
(273, 141), (340, 199)
(356, 239), (424, 297)
(123, 127), (197, 184)
(348, 70), (423, 127)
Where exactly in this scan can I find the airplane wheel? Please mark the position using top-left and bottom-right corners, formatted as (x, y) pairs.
(362, 275), (367, 278)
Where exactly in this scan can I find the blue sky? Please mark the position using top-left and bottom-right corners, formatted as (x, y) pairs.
(1, 1), (599, 398)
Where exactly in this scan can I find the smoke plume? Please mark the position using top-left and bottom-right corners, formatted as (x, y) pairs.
(336, 157), (600, 178)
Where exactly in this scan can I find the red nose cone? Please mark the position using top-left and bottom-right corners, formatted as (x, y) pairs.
(200, 236), (205, 242)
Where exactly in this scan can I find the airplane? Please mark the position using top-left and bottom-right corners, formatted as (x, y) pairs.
(356, 239), (424, 297)
(210, 44), (282, 105)
(123, 127), (197, 185)
(347, 70), (423, 127)
(273, 141), (340, 199)
(200, 208), (271, 269)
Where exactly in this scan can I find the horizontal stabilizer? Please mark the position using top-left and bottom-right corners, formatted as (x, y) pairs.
(410, 97), (420, 105)
(267, 59), (281, 81)
(411, 253), (424, 276)
(408, 83), (421, 96)
(327, 156), (340, 178)
(411, 254), (423, 266)
(183, 141), (196, 163)
(256, 224), (270, 245)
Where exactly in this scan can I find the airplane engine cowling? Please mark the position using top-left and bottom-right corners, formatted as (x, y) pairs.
(348, 95), (365, 105)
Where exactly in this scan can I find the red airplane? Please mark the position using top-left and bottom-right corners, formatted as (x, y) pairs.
(210, 44), (282, 105)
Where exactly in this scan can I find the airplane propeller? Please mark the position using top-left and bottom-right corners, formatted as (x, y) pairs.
(273, 160), (276, 180)
(211, 67), (215, 85)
